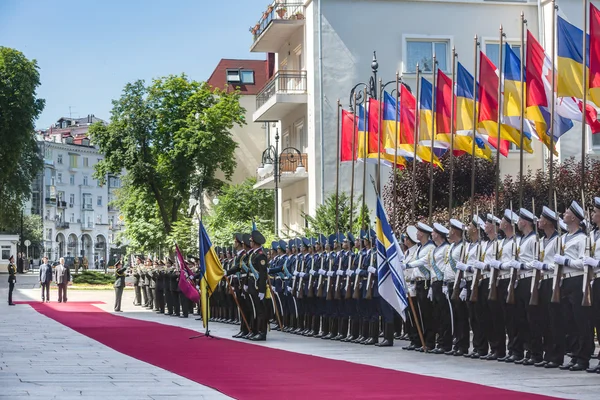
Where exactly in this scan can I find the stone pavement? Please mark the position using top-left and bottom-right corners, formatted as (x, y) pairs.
(1, 273), (599, 399)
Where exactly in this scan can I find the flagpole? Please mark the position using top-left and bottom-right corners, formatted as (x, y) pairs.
(449, 47), (457, 218)
(350, 92), (358, 230)
(428, 55), (437, 225)
(581, 0), (589, 194)
(519, 12), (527, 208)
(470, 36), (480, 217)
(335, 99), (341, 234)
(393, 72), (400, 230)
(412, 65), (421, 224)
(361, 86), (368, 229)
(495, 26), (506, 214)
(377, 78), (383, 197)
(549, 0), (558, 204)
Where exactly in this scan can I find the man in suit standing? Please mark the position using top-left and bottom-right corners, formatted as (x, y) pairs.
(54, 257), (71, 303)
(39, 256), (52, 303)
(114, 259), (127, 312)
(7, 255), (16, 305)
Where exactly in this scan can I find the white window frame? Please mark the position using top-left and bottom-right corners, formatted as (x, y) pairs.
(83, 175), (88, 186)
(402, 34), (453, 75)
(69, 174), (75, 185)
(482, 38), (522, 67)
(294, 196), (307, 231)
(293, 119), (306, 153)
(226, 69), (241, 84)
(282, 200), (291, 234)
(57, 154), (63, 164)
(57, 173), (62, 184)
(97, 196), (102, 206)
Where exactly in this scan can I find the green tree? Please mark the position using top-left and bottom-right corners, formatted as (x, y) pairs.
(303, 192), (370, 239)
(90, 75), (245, 235)
(0, 47), (44, 228)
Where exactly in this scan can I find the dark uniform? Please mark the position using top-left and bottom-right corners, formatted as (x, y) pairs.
(248, 230), (269, 341)
(133, 257), (142, 306)
(227, 234), (250, 338)
(7, 256), (16, 305)
(113, 260), (127, 312)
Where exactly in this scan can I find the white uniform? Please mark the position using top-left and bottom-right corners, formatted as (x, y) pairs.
(515, 232), (537, 278)
(429, 242), (450, 283)
(560, 231), (587, 275)
(481, 238), (500, 278)
(498, 236), (518, 280)
(446, 241), (464, 283)
(407, 241), (435, 281)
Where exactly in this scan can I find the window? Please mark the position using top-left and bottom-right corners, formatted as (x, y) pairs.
(69, 194), (75, 206)
(226, 69), (241, 83)
(57, 154), (63, 164)
(83, 194), (92, 209)
(295, 196), (307, 230)
(592, 132), (600, 148)
(70, 174), (75, 185)
(83, 176), (88, 186)
(46, 228), (52, 241)
(485, 43), (521, 68)
(70, 213), (74, 223)
(97, 214), (102, 223)
(1, 246), (11, 260)
(283, 201), (291, 234)
(405, 39), (449, 73)
(294, 119), (307, 152)
(44, 148), (52, 159)
(57, 173), (62, 184)
(83, 157), (89, 167)
(69, 154), (78, 168)
(241, 70), (254, 84)
(97, 196), (102, 206)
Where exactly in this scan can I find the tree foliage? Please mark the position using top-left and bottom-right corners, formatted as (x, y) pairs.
(303, 192), (370, 238)
(90, 74), (245, 234)
(0, 47), (44, 228)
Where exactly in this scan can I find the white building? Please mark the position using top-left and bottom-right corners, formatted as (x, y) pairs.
(249, 0), (600, 235)
(27, 116), (125, 266)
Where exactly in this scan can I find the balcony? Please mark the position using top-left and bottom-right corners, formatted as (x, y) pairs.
(45, 198), (56, 206)
(81, 223), (94, 231)
(253, 70), (307, 122)
(250, 2), (305, 53)
(57, 200), (67, 209)
(56, 221), (70, 230)
(254, 152), (308, 190)
(82, 204), (93, 211)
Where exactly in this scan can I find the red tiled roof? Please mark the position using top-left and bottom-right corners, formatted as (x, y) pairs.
(206, 58), (269, 96)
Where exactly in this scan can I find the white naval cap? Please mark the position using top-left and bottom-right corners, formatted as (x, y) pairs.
(569, 200), (584, 221)
(416, 222), (433, 234)
(486, 213), (501, 225)
(541, 206), (558, 222)
(472, 215), (485, 230)
(433, 223), (449, 236)
(559, 218), (568, 232)
(449, 218), (465, 231)
(518, 208), (535, 223)
(503, 209), (519, 224)
(406, 225), (418, 243)
(594, 196), (600, 209)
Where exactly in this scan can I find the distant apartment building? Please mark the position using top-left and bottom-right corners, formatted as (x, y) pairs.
(27, 115), (125, 266)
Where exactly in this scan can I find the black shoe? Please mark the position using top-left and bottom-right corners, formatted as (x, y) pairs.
(453, 350), (466, 357)
(444, 349), (456, 356)
(8, 303), (16, 306)
(534, 360), (548, 367)
(242, 332), (255, 339)
(484, 353), (500, 361)
(569, 363), (588, 371)
(464, 352), (475, 358)
(522, 358), (538, 366)
(375, 339), (393, 347)
(497, 354), (510, 362)
(232, 331), (244, 338)
(430, 348), (445, 355)
(352, 335), (365, 344)
(179, 315), (188, 318)
(322, 332), (334, 340)
(402, 344), (416, 351)
(415, 346), (426, 352)
(514, 357), (527, 365)
(585, 364), (600, 373)
(505, 355), (521, 363)
(363, 337), (377, 345)
(544, 361), (561, 369)
(249, 333), (266, 341)
(559, 361), (576, 370)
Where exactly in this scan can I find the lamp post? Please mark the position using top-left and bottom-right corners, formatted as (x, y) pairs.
(257, 128), (306, 237)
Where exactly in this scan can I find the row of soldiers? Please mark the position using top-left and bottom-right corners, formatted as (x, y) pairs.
(209, 197), (600, 373)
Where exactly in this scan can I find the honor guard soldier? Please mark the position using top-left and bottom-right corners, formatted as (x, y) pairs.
(404, 222), (435, 351)
(428, 223), (451, 353)
(169, 259), (181, 317)
(285, 239), (300, 333)
(7, 255), (16, 305)
(305, 238), (321, 336)
(268, 240), (288, 330)
(133, 256), (143, 306)
(322, 234), (340, 339)
(401, 226), (420, 348)
(113, 259), (127, 312)
(316, 236), (334, 338)
(154, 260), (166, 314)
(341, 232), (362, 342)
(553, 201), (594, 371)
(444, 219), (466, 355)
(585, 197), (600, 373)
(332, 234), (352, 341)
(248, 230), (269, 341)
(357, 230), (379, 345)
(227, 233), (251, 338)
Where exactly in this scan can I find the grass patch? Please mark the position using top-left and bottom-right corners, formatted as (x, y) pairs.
(72, 271), (114, 285)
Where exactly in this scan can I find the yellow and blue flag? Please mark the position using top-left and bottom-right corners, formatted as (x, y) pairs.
(557, 16), (588, 100)
(197, 221), (225, 327)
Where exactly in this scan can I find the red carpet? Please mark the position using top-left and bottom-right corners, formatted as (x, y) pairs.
(22, 301), (562, 399)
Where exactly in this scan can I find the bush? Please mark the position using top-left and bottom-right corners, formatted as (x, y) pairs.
(72, 271), (114, 285)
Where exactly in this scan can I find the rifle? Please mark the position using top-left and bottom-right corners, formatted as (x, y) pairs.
(365, 250), (376, 300)
(506, 201), (518, 305)
(297, 255), (306, 299)
(470, 207), (483, 302)
(530, 198), (542, 306)
(334, 252), (345, 300)
(582, 191), (593, 307)
(488, 203), (500, 301)
(291, 256), (300, 297)
(551, 191), (563, 303)
(451, 211), (467, 301)
(326, 252), (336, 301)
(307, 254), (316, 298)
(346, 250), (362, 300)
(316, 254), (326, 298)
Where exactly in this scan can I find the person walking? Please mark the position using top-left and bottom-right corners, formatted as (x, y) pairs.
(113, 259), (127, 312)
(39, 256), (52, 302)
(7, 255), (16, 305)
(54, 257), (71, 303)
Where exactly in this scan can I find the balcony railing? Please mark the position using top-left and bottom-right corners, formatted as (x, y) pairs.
(257, 152), (308, 182)
(56, 221), (70, 229)
(57, 200), (67, 208)
(82, 203), (93, 210)
(251, 2), (305, 40)
(256, 70), (307, 109)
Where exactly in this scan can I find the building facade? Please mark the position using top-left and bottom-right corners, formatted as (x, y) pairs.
(248, 0), (600, 236)
(27, 116), (125, 266)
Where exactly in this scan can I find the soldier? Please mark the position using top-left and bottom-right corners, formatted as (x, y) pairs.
(444, 219), (466, 355)
(335, 233), (353, 341)
(154, 260), (166, 314)
(553, 201), (593, 371)
(144, 258), (154, 309)
(164, 258), (174, 315)
(82, 255), (89, 271)
(113, 259), (127, 312)
(133, 256), (142, 306)
(427, 223), (451, 353)
(304, 238), (319, 336)
(170, 258), (181, 317)
(227, 234), (250, 338)
(342, 233), (362, 342)
(150, 259), (158, 312)
(584, 197), (600, 373)
(248, 230), (269, 341)
(285, 239), (300, 333)
(361, 231), (380, 345)
(74, 255), (80, 275)
(7, 255), (16, 306)
(268, 241), (287, 331)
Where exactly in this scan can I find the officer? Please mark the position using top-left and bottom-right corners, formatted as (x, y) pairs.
(7, 255), (17, 306)
(113, 259), (127, 312)
(133, 256), (143, 306)
(427, 223), (451, 353)
(248, 230), (269, 341)
(169, 259), (181, 317)
(335, 233), (354, 341)
(268, 240), (288, 331)
(227, 234), (251, 338)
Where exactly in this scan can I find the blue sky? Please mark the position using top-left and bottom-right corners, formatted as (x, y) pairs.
(0, 0), (267, 128)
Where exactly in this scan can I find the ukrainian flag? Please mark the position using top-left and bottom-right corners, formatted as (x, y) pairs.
(557, 16), (588, 100)
(375, 195), (408, 321)
(358, 102), (405, 167)
(419, 77), (448, 163)
(197, 221), (225, 327)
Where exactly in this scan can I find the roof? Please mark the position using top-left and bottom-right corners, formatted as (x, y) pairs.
(206, 58), (268, 96)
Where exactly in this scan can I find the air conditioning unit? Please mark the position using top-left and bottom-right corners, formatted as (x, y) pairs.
(77, 219), (81, 223)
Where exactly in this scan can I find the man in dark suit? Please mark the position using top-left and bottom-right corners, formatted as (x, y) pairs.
(7, 255), (16, 305)
(114, 259), (127, 312)
(54, 258), (71, 303)
(249, 230), (269, 341)
(39, 256), (52, 302)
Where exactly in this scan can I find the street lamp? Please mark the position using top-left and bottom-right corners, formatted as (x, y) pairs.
(257, 128), (305, 236)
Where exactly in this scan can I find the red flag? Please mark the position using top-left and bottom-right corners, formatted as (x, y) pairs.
(176, 244), (200, 303)
(368, 98), (382, 154)
(526, 30), (548, 108)
(591, 3), (600, 93)
(478, 51), (509, 157)
(400, 85), (416, 145)
(341, 109), (356, 162)
(436, 69), (454, 135)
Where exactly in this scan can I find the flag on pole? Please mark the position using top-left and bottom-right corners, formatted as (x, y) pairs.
(197, 221), (225, 327)
(252, 219), (257, 231)
(176, 244), (200, 303)
(341, 109), (357, 162)
(375, 195), (408, 321)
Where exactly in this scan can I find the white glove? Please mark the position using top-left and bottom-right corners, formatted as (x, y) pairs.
(368, 266), (377, 274)
(336, 269), (344, 276)
(286, 286), (292, 292)
(459, 288), (467, 301)
(408, 283), (416, 297)
(299, 272), (305, 278)
(584, 256), (599, 268)
(489, 260), (502, 270)
(243, 285), (248, 292)
(554, 255), (567, 266)
(318, 269), (326, 276)
(531, 260), (546, 271)
(427, 287), (433, 300)
(195, 285), (200, 290)
(473, 261), (486, 270)
(405, 262), (413, 269)
(509, 260), (522, 270)
(309, 270), (316, 276)
(456, 262), (468, 272)
(442, 285), (449, 295)
(327, 271), (334, 277)
(258, 293), (265, 300)
(293, 271), (298, 277)
(346, 269), (353, 277)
